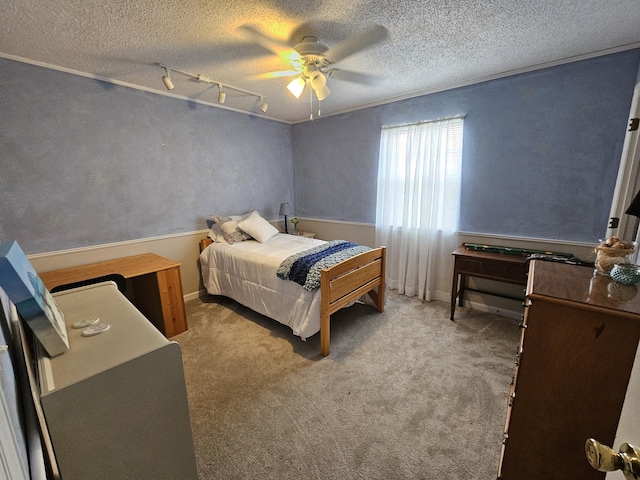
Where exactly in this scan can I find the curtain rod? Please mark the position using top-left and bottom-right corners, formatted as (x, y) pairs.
(382, 114), (465, 130)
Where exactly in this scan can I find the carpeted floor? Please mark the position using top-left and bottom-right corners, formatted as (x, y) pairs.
(173, 291), (520, 480)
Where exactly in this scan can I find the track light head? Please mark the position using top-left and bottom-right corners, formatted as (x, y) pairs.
(162, 68), (174, 90)
(158, 64), (267, 113)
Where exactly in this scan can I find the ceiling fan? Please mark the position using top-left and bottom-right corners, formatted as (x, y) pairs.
(239, 24), (389, 106)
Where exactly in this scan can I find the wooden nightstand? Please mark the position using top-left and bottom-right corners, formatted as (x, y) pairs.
(39, 253), (187, 337)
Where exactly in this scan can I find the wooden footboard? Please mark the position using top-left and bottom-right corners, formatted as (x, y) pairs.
(200, 238), (386, 357)
(319, 246), (386, 356)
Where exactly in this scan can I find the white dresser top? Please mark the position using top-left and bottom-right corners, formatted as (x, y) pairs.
(38, 281), (169, 394)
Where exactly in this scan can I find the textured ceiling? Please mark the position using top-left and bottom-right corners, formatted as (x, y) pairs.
(2, 0), (640, 123)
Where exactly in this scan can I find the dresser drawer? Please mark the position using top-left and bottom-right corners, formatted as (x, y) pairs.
(457, 257), (482, 274)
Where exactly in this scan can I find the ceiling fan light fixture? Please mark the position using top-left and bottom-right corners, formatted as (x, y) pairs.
(162, 67), (174, 90)
(309, 71), (325, 89)
(315, 85), (331, 101)
(309, 71), (330, 101)
(287, 76), (306, 99)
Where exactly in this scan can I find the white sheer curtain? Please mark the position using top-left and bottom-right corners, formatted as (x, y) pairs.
(375, 117), (463, 301)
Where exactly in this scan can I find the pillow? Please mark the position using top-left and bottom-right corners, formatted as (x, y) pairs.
(211, 214), (253, 244)
(238, 211), (279, 243)
(207, 223), (226, 243)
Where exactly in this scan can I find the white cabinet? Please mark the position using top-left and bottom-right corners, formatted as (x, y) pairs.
(37, 282), (197, 479)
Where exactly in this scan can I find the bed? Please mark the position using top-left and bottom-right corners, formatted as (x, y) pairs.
(199, 231), (385, 356)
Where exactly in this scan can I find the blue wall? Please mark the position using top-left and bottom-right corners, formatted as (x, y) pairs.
(1, 50), (639, 253)
(293, 49), (640, 242)
(0, 58), (294, 254)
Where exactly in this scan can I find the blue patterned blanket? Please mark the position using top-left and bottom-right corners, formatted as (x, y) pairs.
(276, 240), (372, 291)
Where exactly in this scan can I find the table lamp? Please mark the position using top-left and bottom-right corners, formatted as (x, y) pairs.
(279, 202), (292, 234)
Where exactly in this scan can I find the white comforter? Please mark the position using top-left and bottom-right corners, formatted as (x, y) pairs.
(199, 233), (327, 340)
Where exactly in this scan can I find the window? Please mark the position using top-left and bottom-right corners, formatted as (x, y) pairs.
(375, 116), (464, 300)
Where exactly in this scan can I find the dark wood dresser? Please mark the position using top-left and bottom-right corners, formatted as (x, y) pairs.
(497, 260), (640, 479)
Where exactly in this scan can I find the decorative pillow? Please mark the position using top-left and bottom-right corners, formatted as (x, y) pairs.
(211, 214), (253, 244)
(238, 211), (279, 243)
(207, 223), (226, 243)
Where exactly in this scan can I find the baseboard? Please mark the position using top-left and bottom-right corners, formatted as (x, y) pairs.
(462, 299), (523, 320)
(184, 290), (205, 302)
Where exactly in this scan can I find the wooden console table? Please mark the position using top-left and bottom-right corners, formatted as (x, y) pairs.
(450, 245), (529, 320)
(39, 253), (187, 337)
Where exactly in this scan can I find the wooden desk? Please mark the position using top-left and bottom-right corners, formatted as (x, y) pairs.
(450, 245), (529, 320)
(39, 253), (187, 337)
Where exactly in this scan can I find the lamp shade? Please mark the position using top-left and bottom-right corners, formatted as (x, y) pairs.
(310, 71), (330, 101)
(279, 202), (292, 216)
(287, 76), (306, 99)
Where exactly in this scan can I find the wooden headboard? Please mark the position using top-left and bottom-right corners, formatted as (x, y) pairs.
(199, 237), (213, 253)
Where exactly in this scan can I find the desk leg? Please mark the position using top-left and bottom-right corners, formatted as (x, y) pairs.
(450, 264), (459, 321)
(133, 268), (187, 338)
(156, 267), (187, 338)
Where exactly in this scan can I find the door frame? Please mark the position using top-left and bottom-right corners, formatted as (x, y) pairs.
(606, 82), (640, 243)
(606, 76), (640, 478)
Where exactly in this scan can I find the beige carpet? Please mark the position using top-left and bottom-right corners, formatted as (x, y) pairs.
(173, 291), (520, 479)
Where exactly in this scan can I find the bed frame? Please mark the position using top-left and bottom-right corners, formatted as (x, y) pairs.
(199, 238), (386, 356)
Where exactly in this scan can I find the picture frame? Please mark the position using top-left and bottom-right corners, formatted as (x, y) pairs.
(0, 241), (69, 357)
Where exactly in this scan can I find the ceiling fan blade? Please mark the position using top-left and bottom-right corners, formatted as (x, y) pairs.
(327, 69), (384, 86)
(252, 69), (301, 79)
(323, 24), (389, 64)
(238, 25), (302, 65)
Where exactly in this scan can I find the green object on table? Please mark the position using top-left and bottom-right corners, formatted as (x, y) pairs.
(464, 243), (573, 258)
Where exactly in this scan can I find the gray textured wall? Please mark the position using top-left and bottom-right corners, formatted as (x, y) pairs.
(293, 49), (640, 242)
(0, 58), (294, 254)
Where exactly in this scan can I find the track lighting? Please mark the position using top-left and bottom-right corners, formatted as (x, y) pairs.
(158, 64), (267, 114)
(162, 67), (174, 90)
(217, 85), (226, 104)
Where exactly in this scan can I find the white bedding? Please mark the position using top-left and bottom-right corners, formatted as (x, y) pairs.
(199, 233), (327, 340)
